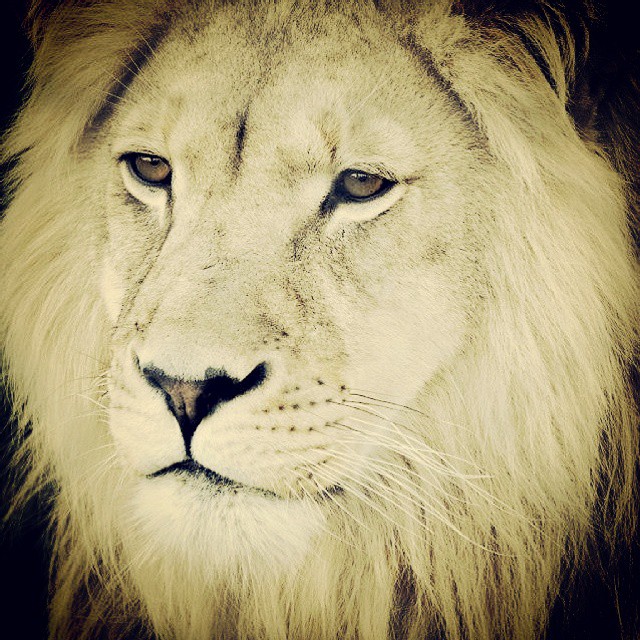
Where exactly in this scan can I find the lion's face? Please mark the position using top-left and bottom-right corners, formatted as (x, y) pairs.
(102, 4), (482, 554)
(4, 0), (637, 637)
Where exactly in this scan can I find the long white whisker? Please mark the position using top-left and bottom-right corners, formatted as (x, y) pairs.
(334, 412), (487, 478)
(288, 450), (372, 532)
(328, 457), (431, 534)
(327, 451), (507, 554)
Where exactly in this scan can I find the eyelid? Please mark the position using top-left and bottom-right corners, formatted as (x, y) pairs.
(323, 181), (408, 233)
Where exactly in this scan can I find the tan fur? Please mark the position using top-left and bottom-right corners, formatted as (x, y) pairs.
(1, 1), (638, 639)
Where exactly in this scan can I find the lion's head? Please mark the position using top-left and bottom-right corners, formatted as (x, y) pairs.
(1, 1), (638, 638)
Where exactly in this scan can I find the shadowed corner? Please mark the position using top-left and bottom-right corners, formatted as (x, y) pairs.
(0, 3), (50, 639)
(0, 380), (51, 640)
(0, 0), (32, 217)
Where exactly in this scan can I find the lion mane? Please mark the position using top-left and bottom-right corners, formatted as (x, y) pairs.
(1, 1), (638, 639)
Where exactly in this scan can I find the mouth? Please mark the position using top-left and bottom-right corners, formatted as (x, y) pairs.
(148, 459), (283, 498)
(149, 459), (243, 489)
(148, 459), (343, 501)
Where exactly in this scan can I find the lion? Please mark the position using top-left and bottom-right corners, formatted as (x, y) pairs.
(1, 0), (638, 638)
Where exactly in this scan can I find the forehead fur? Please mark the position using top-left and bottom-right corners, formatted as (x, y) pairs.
(7, 0), (574, 177)
(111, 6), (464, 178)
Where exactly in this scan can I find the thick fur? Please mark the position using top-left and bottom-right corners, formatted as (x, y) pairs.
(1, 1), (638, 639)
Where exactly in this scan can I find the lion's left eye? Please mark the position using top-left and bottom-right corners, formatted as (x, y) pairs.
(334, 170), (394, 202)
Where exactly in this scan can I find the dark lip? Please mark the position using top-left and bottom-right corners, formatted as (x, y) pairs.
(149, 459), (242, 489)
(148, 460), (340, 500)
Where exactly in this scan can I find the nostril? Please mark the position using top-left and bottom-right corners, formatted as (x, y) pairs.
(142, 366), (205, 428)
(140, 362), (268, 454)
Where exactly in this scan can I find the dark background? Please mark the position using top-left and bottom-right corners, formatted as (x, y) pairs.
(0, 1), (638, 639)
(0, 3), (50, 639)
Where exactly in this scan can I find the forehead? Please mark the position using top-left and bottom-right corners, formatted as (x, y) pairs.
(112, 3), (443, 159)
(155, 2), (414, 96)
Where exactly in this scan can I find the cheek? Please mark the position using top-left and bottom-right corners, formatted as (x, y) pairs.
(323, 193), (476, 397)
(101, 204), (170, 327)
(338, 264), (468, 399)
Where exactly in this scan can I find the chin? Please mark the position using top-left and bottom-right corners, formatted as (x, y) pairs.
(123, 472), (325, 575)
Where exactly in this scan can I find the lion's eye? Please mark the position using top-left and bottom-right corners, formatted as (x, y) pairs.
(125, 154), (172, 186)
(335, 170), (394, 202)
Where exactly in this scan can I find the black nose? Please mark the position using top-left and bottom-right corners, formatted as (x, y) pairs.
(141, 363), (267, 453)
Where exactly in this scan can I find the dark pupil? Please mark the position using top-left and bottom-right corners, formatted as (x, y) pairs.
(135, 156), (170, 183)
(343, 172), (383, 199)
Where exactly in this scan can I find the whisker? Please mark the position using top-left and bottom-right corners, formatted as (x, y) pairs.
(328, 451), (506, 554)
(347, 395), (476, 436)
(325, 456), (436, 540)
(329, 443), (471, 506)
(348, 392), (427, 416)
(77, 393), (110, 412)
(335, 410), (486, 475)
(288, 450), (371, 532)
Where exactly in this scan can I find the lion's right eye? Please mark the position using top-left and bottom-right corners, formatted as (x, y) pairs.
(124, 154), (172, 187)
